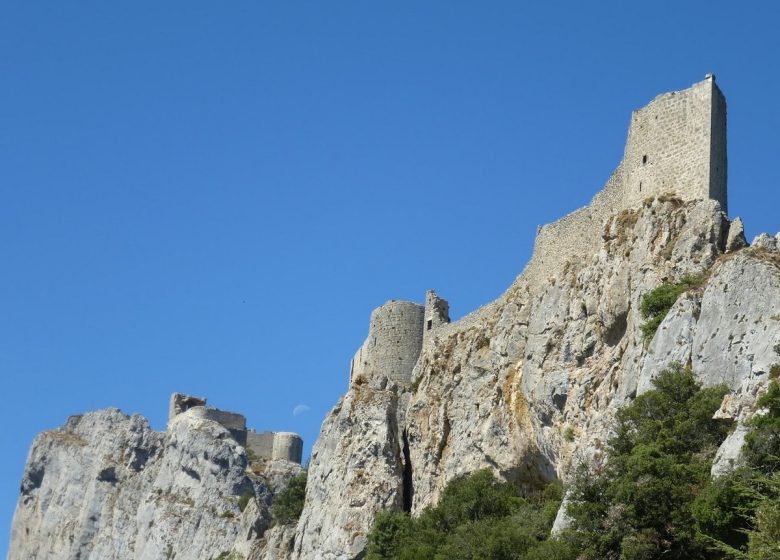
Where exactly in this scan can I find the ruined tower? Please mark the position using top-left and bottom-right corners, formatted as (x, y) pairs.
(621, 74), (727, 212)
(526, 75), (728, 287)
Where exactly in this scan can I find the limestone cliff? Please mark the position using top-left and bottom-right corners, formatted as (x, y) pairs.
(9, 407), (303, 560)
(10, 76), (780, 560)
(289, 76), (779, 559)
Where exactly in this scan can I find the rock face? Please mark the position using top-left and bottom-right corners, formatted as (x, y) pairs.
(9, 407), (303, 560)
(11, 76), (780, 560)
(286, 77), (779, 559)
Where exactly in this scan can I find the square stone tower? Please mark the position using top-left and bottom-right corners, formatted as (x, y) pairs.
(621, 75), (727, 212)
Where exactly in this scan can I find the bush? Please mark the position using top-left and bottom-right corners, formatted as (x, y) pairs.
(639, 275), (703, 343)
(566, 363), (730, 559)
(271, 471), (307, 525)
(237, 489), (254, 513)
(743, 381), (780, 475)
(365, 470), (566, 560)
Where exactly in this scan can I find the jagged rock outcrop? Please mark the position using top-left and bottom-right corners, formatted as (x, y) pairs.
(10, 407), (303, 560)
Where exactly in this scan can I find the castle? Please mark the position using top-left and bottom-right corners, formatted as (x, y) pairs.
(349, 290), (450, 386)
(526, 74), (727, 287)
(168, 392), (303, 464)
(348, 75), (728, 388)
(172, 75), (728, 463)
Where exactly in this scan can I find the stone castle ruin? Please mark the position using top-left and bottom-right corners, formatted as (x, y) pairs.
(168, 392), (303, 464)
(525, 74), (727, 287)
(349, 75), (728, 389)
(349, 290), (450, 386)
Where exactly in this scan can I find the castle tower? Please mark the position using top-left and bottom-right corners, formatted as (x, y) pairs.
(423, 290), (450, 335)
(349, 300), (425, 386)
(621, 74), (727, 212)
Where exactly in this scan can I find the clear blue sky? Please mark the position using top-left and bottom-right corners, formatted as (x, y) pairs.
(2, 1), (779, 554)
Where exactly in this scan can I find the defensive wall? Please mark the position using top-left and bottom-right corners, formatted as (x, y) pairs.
(168, 393), (303, 464)
(351, 290), (450, 386)
(346, 77), (729, 373)
(522, 75), (727, 288)
(246, 430), (304, 464)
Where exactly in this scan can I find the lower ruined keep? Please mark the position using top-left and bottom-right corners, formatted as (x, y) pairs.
(10, 76), (780, 560)
(168, 392), (303, 464)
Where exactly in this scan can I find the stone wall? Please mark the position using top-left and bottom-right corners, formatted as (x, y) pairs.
(350, 300), (425, 386)
(247, 430), (275, 459)
(273, 432), (304, 463)
(521, 76), (727, 288)
(622, 76), (726, 210)
(246, 430), (304, 464)
(184, 407), (248, 446)
(168, 392), (207, 423)
(169, 394), (303, 463)
(424, 290), (450, 337)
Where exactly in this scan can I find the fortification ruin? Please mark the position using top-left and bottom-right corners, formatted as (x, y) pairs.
(246, 430), (304, 464)
(350, 290), (450, 386)
(350, 76), (728, 387)
(523, 75), (727, 287)
(168, 392), (303, 464)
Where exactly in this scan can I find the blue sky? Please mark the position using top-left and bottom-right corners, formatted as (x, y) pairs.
(2, 1), (779, 554)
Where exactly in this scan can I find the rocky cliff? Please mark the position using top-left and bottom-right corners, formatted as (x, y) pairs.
(10, 77), (780, 560)
(9, 407), (303, 560)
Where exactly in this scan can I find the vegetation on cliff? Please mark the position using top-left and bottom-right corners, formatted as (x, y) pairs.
(271, 472), (307, 525)
(365, 470), (570, 560)
(367, 362), (780, 559)
(564, 363), (730, 559)
(640, 274), (704, 342)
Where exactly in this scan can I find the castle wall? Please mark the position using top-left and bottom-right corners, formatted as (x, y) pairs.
(521, 76), (727, 288)
(247, 430), (275, 459)
(272, 432), (304, 463)
(622, 77), (725, 210)
(182, 407), (248, 446)
(246, 430), (303, 463)
(168, 393), (207, 423)
(350, 300), (425, 386)
(423, 290), (450, 348)
(710, 84), (728, 212)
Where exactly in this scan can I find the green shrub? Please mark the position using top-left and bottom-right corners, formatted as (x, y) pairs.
(365, 470), (566, 560)
(566, 363), (730, 559)
(639, 275), (703, 343)
(237, 489), (254, 513)
(271, 472), (307, 525)
(747, 472), (780, 560)
(744, 380), (780, 474)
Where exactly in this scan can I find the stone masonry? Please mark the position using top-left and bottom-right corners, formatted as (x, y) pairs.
(524, 75), (727, 288)
(246, 430), (304, 464)
(350, 290), (451, 387)
(168, 392), (303, 463)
